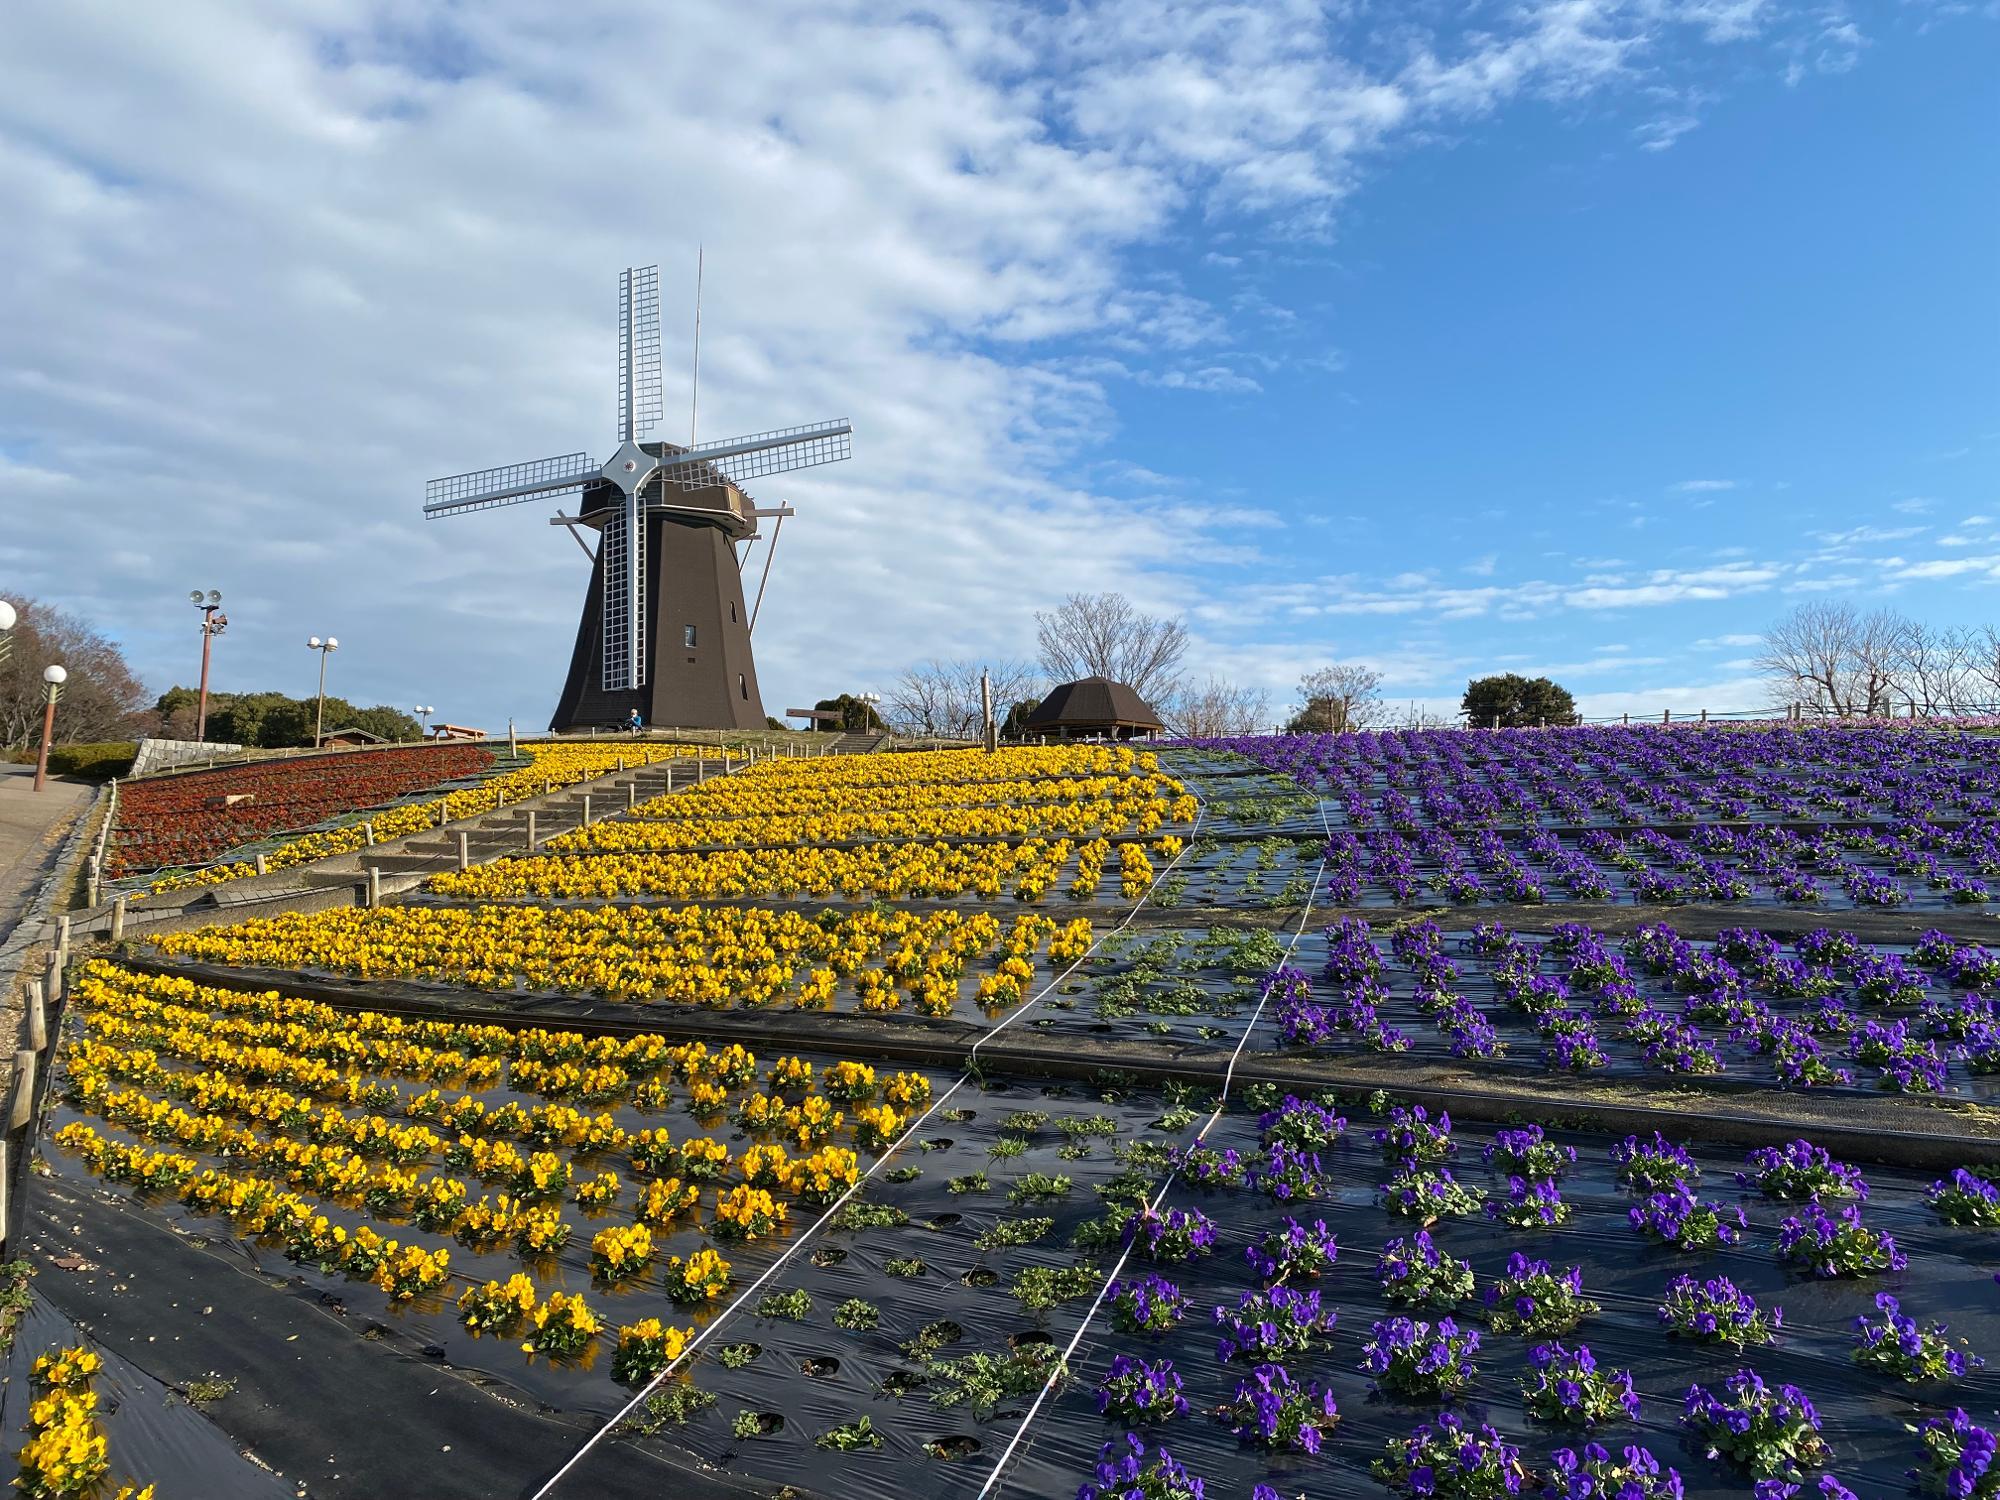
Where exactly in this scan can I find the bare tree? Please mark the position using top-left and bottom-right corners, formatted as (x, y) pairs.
(0, 597), (149, 749)
(1890, 621), (1977, 716)
(1757, 601), (1911, 717)
(1034, 593), (1189, 703)
(1165, 676), (1271, 738)
(1968, 626), (2000, 707)
(1287, 663), (1387, 733)
(887, 659), (1040, 740)
(1392, 702), (1456, 730)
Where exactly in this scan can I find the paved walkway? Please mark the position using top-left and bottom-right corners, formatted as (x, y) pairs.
(0, 762), (91, 950)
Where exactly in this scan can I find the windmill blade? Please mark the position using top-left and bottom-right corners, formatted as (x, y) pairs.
(424, 453), (593, 517)
(656, 418), (852, 490)
(618, 265), (662, 443)
(600, 491), (646, 692)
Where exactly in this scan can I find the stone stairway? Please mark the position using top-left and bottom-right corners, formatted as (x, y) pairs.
(299, 756), (712, 886)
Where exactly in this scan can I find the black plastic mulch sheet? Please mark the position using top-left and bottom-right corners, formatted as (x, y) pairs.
(1275, 924), (2000, 1104)
(1023, 1111), (2000, 1500)
(0, 1295), (291, 1500)
(538, 1075), (1207, 1500)
(42, 1023), (1213, 1500)
(1015, 926), (1287, 1052)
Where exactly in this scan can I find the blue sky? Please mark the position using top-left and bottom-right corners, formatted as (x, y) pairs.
(1, 1), (1994, 729)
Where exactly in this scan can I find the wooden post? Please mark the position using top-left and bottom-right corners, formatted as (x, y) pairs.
(55, 916), (69, 968)
(364, 823), (376, 847)
(627, 779), (637, 811)
(456, 830), (470, 871)
(367, 868), (382, 908)
(581, 794), (592, 826)
(10, 1053), (36, 1130)
(1699, 708), (1709, 724)
(526, 810), (538, 849)
(46, 953), (62, 1004)
(255, 853), (269, 875)
(109, 896), (127, 942)
(1662, 709), (1671, 724)
(1621, 712), (1629, 726)
(617, 756), (625, 773)
(28, 982), (47, 1053)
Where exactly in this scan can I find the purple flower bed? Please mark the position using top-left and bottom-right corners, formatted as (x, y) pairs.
(1175, 726), (2000, 913)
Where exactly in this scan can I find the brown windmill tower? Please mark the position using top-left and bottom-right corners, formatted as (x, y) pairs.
(422, 265), (851, 730)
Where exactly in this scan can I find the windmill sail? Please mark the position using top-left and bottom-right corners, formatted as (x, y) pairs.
(618, 265), (663, 443)
(655, 419), (852, 489)
(423, 452), (593, 516)
(600, 492), (646, 692)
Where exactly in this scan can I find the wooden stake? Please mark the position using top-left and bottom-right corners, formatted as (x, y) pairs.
(9, 1053), (36, 1130)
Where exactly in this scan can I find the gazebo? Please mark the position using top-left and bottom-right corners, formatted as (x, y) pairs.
(1022, 676), (1163, 741)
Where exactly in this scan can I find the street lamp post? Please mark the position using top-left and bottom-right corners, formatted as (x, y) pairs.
(0, 599), (16, 666)
(189, 589), (226, 742)
(415, 705), (436, 740)
(32, 664), (67, 792)
(306, 636), (339, 747)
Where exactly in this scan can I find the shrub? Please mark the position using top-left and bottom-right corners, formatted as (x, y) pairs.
(47, 742), (136, 779)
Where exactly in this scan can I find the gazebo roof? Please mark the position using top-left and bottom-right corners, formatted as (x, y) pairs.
(1024, 676), (1163, 732)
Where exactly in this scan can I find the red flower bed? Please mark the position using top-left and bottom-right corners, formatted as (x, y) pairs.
(111, 745), (495, 875)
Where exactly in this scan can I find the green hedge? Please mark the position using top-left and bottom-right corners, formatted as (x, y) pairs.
(45, 742), (138, 779)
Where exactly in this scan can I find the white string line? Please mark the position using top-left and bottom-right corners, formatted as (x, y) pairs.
(529, 771), (1208, 1500)
(972, 780), (1334, 1499)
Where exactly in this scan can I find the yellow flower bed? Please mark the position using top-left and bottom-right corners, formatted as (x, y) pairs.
(150, 902), (1087, 1012)
(150, 742), (692, 894)
(428, 836), (1081, 902)
(559, 769), (1192, 851)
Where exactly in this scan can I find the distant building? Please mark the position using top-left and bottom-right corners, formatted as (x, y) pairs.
(1023, 676), (1164, 741)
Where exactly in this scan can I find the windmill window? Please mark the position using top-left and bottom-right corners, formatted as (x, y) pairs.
(738, 674), (748, 701)
(730, 601), (738, 622)
(684, 625), (697, 648)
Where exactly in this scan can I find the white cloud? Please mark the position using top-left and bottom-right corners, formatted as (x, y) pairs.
(0, 1), (1920, 727)
(1671, 478), (1737, 492)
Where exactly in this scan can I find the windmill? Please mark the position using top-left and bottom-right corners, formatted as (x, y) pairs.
(424, 264), (851, 731)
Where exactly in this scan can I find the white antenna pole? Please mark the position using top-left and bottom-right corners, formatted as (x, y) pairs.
(689, 245), (704, 447)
